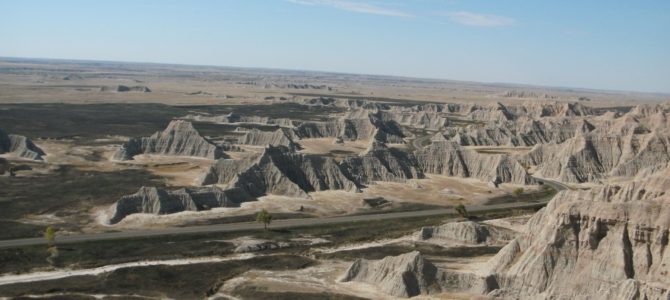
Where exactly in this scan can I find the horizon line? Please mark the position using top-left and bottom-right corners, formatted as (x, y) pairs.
(1, 55), (668, 97)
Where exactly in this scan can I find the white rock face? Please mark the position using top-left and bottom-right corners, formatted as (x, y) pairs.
(417, 221), (515, 246)
(340, 251), (443, 298)
(452, 117), (595, 147)
(0, 128), (45, 160)
(119, 141), (426, 221)
(237, 128), (297, 149)
(113, 120), (224, 160)
(202, 145), (359, 197)
(416, 141), (533, 184)
(340, 141), (424, 183)
(482, 166), (670, 299)
(380, 109), (448, 130)
(522, 130), (670, 183)
(202, 141), (422, 188)
(109, 186), (253, 224)
(292, 110), (406, 143)
(516, 102), (670, 183)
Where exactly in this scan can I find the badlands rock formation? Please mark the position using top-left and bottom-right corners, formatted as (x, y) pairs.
(109, 186), (253, 224)
(237, 128), (298, 149)
(416, 141), (533, 185)
(457, 101), (592, 123)
(341, 251), (443, 298)
(113, 120), (225, 160)
(0, 128), (45, 160)
(381, 108), (449, 130)
(201, 145), (359, 198)
(340, 141), (424, 183)
(520, 103), (670, 182)
(293, 110), (406, 143)
(451, 117), (595, 146)
(417, 221), (515, 246)
(117, 141), (428, 221)
(202, 142), (423, 188)
(481, 166), (670, 299)
(183, 113), (294, 127)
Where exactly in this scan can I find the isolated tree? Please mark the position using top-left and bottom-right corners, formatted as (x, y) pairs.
(256, 209), (273, 230)
(454, 204), (469, 218)
(513, 187), (524, 197)
(44, 226), (56, 247)
(44, 226), (59, 266)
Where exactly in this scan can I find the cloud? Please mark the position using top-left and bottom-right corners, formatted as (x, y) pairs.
(287, 0), (413, 18)
(446, 11), (514, 27)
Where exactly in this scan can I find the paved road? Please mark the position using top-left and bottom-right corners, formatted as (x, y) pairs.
(533, 176), (573, 191)
(0, 199), (554, 249)
(0, 168), (570, 249)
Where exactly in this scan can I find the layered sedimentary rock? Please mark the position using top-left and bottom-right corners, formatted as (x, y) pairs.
(237, 128), (298, 149)
(183, 113), (294, 127)
(368, 112), (407, 143)
(198, 155), (259, 186)
(340, 251), (443, 298)
(292, 111), (406, 143)
(451, 117), (595, 147)
(482, 166), (670, 299)
(202, 141), (424, 188)
(340, 141), (424, 183)
(0, 129), (45, 160)
(465, 103), (516, 123)
(516, 101), (593, 118)
(521, 131), (670, 183)
(517, 102), (670, 182)
(109, 186), (253, 224)
(201, 145), (359, 197)
(118, 143), (428, 222)
(113, 120), (224, 160)
(339, 116), (377, 141)
(293, 121), (341, 139)
(416, 141), (533, 184)
(417, 221), (515, 246)
(380, 109), (448, 130)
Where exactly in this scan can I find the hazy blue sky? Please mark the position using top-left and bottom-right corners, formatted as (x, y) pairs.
(1, 0), (669, 93)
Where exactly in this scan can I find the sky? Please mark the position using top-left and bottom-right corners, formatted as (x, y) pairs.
(1, 0), (669, 93)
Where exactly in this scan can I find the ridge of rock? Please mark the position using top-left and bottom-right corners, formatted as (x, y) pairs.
(109, 186), (253, 224)
(0, 128), (46, 160)
(113, 120), (225, 160)
(340, 141), (424, 183)
(340, 251), (443, 298)
(417, 221), (515, 246)
(482, 166), (670, 299)
(204, 145), (360, 197)
(416, 141), (533, 184)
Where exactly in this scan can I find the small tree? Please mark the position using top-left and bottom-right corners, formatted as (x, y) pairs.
(513, 187), (524, 197)
(256, 209), (273, 230)
(44, 226), (56, 247)
(454, 204), (469, 218)
(44, 226), (59, 266)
